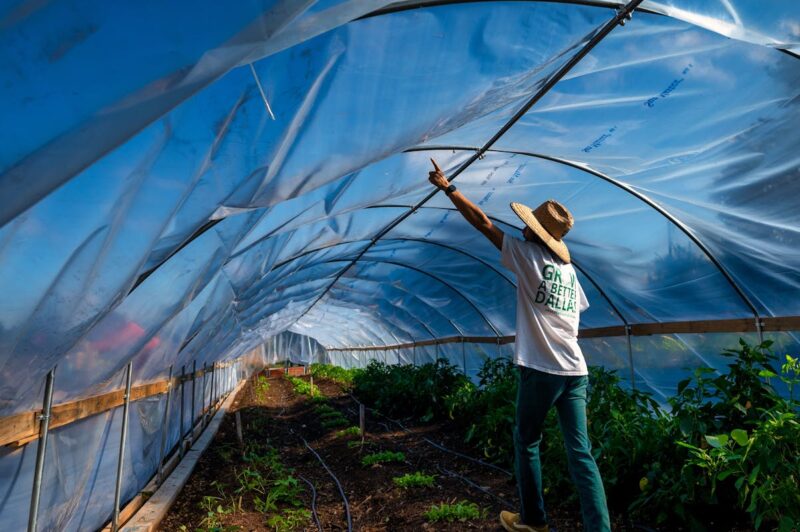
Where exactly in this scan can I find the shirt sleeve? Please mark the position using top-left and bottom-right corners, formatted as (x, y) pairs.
(578, 279), (590, 312)
(501, 235), (523, 273)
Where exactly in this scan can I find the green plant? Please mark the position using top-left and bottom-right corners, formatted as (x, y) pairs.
(198, 496), (236, 531)
(347, 440), (370, 449)
(393, 472), (436, 489)
(424, 500), (485, 522)
(444, 357), (516, 464)
(265, 508), (311, 531)
(310, 364), (359, 387)
(352, 360), (469, 422)
(361, 450), (405, 466)
(678, 409), (800, 530)
(254, 375), (270, 401)
(335, 426), (362, 438)
(254, 476), (304, 513)
(321, 416), (348, 430)
(287, 376), (320, 398)
(313, 404), (337, 415)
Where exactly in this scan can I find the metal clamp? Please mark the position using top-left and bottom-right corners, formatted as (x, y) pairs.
(617, 9), (633, 26)
(37, 413), (50, 422)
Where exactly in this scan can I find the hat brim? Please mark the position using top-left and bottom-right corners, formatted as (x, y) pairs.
(510, 202), (571, 264)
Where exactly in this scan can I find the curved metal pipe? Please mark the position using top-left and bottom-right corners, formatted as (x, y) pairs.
(295, 0), (646, 324)
(323, 258), (501, 336)
(406, 145), (762, 323)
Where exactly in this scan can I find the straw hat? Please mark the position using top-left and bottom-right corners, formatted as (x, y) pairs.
(510, 200), (574, 263)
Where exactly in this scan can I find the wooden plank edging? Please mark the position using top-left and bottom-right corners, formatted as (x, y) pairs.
(119, 380), (245, 532)
(0, 360), (239, 447)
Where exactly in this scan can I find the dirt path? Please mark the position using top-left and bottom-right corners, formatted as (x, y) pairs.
(161, 373), (595, 531)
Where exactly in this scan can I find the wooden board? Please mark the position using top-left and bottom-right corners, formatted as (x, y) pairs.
(326, 316), (800, 351)
(0, 363), (229, 447)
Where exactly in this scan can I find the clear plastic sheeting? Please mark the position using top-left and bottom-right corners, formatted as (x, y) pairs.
(264, 331), (327, 366)
(1, 1), (799, 531)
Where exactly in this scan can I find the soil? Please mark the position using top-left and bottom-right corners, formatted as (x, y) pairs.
(160, 374), (621, 531)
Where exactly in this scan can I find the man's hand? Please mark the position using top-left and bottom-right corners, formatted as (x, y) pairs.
(425, 158), (504, 251)
(428, 159), (449, 190)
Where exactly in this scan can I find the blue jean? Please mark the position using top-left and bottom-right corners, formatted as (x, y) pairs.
(514, 366), (610, 531)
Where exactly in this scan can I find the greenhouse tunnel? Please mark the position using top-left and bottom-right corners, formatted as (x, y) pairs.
(0, 0), (799, 530)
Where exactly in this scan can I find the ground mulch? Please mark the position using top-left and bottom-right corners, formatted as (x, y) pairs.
(160, 373), (620, 531)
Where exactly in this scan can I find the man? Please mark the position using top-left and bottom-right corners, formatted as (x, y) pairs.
(428, 160), (610, 532)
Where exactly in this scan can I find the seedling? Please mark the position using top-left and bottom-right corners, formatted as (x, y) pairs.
(254, 375), (270, 401)
(335, 426), (362, 438)
(320, 417), (348, 430)
(266, 508), (311, 531)
(361, 450), (405, 467)
(424, 500), (485, 522)
(393, 472), (436, 489)
(287, 376), (320, 398)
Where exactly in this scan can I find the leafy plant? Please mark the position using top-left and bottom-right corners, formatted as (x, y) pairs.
(254, 375), (270, 402)
(393, 472), (436, 489)
(321, 416), (348, 430)
(265, 508), (311, 531)
(444, 357), (516, 464)
(352, 360), (469, 422)
(361, 450), (405, 467)
(310, 364), (359, 387)
(335, 426), (362, 438)
(424, 500), (485, 522)
(197, 496), (235, 531)
(287, 376), (320, 398)
(313, 404), (338, 415)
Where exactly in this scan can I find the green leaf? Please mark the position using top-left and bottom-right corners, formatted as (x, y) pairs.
(730, 428), (748, 446)
(758, 369), (777, 378)
(716, 469), (735, 481)
(748, 464), (760, 485)
(778, 516), (795, 532)
(705, 434), (728, 448)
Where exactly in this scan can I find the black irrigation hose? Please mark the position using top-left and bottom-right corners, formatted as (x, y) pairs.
(297, 474), (323, 532)
(437, 465), (515, 509)
(300, 435), (353, 532)
(348, 393), (513, 477)
(422, 437), (512, 477)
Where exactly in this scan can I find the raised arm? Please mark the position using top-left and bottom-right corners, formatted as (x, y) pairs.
(428, 159), (504, 250)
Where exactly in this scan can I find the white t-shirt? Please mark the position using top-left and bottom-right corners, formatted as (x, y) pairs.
(501, 235), (589, 376)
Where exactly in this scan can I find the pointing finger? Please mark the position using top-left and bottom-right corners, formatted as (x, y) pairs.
(430, 158), (443, 173)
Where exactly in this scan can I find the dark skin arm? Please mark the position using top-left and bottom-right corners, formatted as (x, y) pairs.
(428, 159), (505, 251)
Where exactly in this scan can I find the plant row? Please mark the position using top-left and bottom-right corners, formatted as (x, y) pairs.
(312, 341), (800, 531)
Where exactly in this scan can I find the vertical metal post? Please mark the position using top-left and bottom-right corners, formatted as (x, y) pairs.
(359, 404), (366, 441)
(111, 362), (132, 532)
(756, 318), (764, 345)
(190, 361), (196, 434)
(625, 325), (635, 390)
(461, 338), (467, 376)
(28, 367), (56, 532)
(235, 411), (244, 453)
(157, 365), (173, 485)
(201, 363), (208, 426)
(179, 365), (186, 458)
(210, 362), (216, 408)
